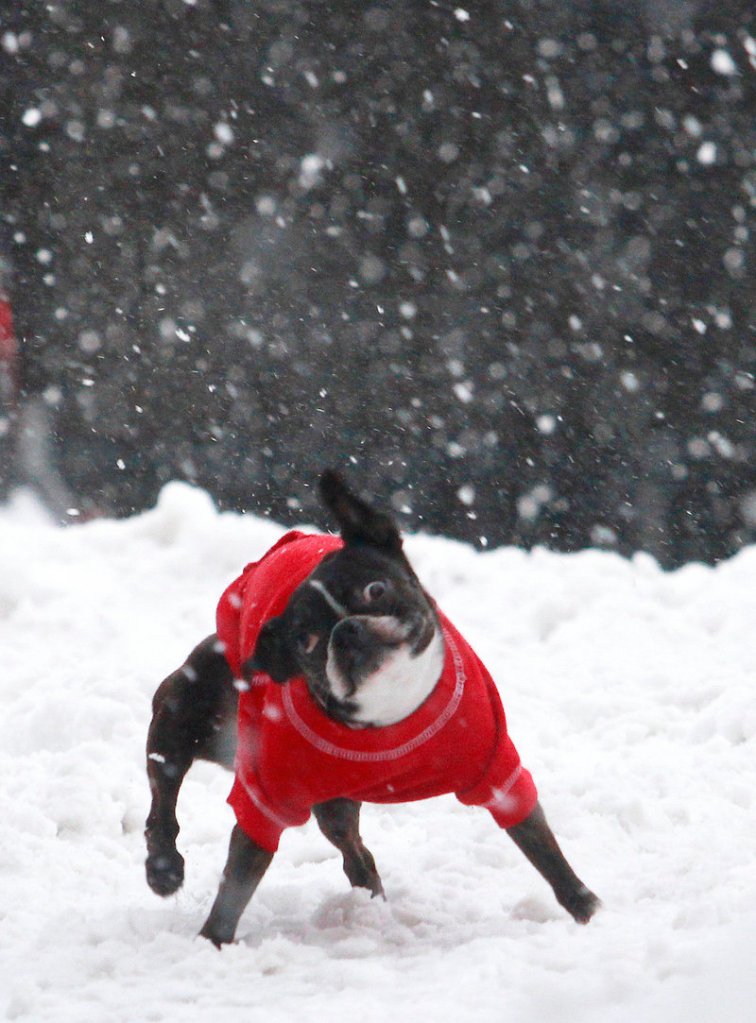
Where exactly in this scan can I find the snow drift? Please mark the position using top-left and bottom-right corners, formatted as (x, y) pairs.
(0, 483), (753, 1022)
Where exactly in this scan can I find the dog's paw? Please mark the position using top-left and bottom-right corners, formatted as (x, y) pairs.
(198, 921), (232, 948)
(145, 848), (185, 897)
(561, 885), (601, 925)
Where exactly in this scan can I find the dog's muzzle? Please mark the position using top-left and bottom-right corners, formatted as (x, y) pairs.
(332, 615), (407, 648)
(326, 615), (408, 698)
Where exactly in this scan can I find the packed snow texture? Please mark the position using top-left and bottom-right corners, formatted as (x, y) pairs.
(1, 483), (754, 1022)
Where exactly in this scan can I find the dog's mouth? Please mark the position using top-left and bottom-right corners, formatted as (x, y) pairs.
(321, 612), (444, 727)
(328, 613), (416, 687)
(307, 680), (360, 724)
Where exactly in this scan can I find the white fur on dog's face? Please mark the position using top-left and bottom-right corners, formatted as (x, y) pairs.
(325, 617), (445, 726)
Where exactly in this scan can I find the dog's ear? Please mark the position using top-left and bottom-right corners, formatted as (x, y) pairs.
(319, 470), (402, 554)
(242, 616), (299, 684)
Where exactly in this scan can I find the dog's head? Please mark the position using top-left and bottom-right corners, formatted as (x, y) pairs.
(245, 471), (444, 728)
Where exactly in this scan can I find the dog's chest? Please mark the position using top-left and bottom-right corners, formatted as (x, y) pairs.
(341, 628), (446, 727)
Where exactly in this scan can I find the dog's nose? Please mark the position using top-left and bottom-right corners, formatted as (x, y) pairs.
(331, 617), (370, 650)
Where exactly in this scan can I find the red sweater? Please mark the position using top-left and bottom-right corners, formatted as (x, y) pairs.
(217, 531), (538, 852)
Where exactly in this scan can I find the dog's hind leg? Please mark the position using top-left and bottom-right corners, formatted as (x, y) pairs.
(145, 634), (238, 897)
(313, 798), (385, 898)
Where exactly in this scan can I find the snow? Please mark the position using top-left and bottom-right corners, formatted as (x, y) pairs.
(21, 107), (41, 127)
(1, 482), (754, 1022)
(710, 48), (738, 76)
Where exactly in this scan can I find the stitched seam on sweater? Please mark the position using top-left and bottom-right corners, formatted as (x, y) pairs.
(238, 773), (292, 830)
(282, 627), (465, 762)
(482, 765), (522, 806)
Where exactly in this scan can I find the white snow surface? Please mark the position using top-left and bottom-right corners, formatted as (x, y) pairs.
(1, 482), (754, 1022)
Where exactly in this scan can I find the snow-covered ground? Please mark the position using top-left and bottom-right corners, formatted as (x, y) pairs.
(1, 482), (754, 1023)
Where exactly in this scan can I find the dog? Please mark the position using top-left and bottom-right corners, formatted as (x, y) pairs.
(145, 471), (599, 946)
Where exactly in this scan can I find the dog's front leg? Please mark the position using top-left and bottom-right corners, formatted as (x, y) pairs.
(199, 826), (274, 947)
(506, 802), (600, 924)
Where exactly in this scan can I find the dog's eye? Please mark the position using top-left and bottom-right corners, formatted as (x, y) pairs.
(363, 580), (387, 602)
(297, 632), (320, 655)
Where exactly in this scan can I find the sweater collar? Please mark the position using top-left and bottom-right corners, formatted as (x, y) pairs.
(280, 619), (467, 762)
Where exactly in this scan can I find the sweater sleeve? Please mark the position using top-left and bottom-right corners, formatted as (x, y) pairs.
(227, 772), (310, 853)
(226, 695), (313, 853)
(455, 678), (538, 830)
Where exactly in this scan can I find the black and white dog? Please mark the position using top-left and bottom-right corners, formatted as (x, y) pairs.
(145, 472), (599, 946)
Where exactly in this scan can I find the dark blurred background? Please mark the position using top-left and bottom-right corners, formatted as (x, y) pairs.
(1, 0), (754, 567)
